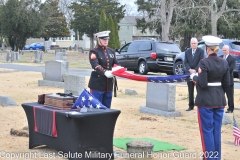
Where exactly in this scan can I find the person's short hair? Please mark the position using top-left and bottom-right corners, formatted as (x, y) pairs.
(190, 38), (198, 43)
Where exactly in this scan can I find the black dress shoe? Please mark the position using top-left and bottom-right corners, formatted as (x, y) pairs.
(186, 108), (193, 111)
(225, 110), (233, 113)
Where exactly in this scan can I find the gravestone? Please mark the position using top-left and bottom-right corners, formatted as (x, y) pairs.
(140, 83), (181, 117)
(63, 74), (85, 96)
(55, 52), (64, 60)
(15, 52), (20, 60)
(39, 51), (43, 62)
(78, 47), (84, 53)
(74, 44), (77, 51)
(34, 50), (43, 63)
(45, 60), (68, 82)
(1, 42), (5, 50)
(19, 50), (24, 55)
(11, 52), (15, 62)
(0, 96), (17, 106)
(62, 49), (67, 55)
(6, 51), (11, 62)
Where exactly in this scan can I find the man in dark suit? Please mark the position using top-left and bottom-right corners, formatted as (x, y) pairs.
(222, 45), (236, 113)
(184, 38), (204, 111)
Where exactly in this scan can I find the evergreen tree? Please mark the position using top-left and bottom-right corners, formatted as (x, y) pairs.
(69, 0), (125, 49)
(113, 16), (120, 49)
(108, 15), (115, 49)
(41, 0), (70, 41)
(99, 9), (108, 32)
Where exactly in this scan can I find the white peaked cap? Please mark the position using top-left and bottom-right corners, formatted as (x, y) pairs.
(202, 35), (222, 46)
(95, 31), (111, 39)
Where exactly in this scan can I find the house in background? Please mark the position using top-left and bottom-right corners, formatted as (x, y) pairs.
(118, 16), (160, 45)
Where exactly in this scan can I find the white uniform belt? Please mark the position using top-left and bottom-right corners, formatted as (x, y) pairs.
(208, 82), (221, 86)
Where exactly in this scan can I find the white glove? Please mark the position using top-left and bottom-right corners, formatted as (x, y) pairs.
(104, 70), (113, 78)
(190, 73), (198, 80)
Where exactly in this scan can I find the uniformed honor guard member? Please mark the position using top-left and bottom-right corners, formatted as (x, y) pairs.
(88, 30), (119, 108)
(190, 35), (230, 160)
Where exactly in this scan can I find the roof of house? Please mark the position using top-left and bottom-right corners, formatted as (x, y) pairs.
(123, 16), (143, 25)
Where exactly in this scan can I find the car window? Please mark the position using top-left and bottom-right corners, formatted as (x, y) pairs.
(139, 41), (152, 51)
(120, 43), (130, 52)
(219, 42), (224, 49)
(128, 41), (142, 52)
(229, 41), (240, 51)
(156, 43), (181, 52)
(198, 44), (205, 50)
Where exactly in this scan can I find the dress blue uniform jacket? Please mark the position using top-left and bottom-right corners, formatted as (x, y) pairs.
(88, 45), (119, 92)
(193, 54), (230, 106)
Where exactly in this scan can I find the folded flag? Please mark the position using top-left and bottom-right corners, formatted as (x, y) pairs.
(71, 89), (107, 109)
(233, 116), (240, 146)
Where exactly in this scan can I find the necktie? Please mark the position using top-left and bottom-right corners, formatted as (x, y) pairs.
(192, 50), (195, 60)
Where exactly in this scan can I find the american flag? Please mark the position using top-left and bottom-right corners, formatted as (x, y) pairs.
(71, 89), (107, 109)
(233, 116), (240, 146)
(111, 66), (189, 83)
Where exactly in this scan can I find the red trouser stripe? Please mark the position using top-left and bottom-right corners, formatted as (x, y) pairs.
(197, 107), (207, 160)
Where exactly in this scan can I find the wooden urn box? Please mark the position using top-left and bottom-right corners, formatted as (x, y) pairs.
(44, 94), (78, 110)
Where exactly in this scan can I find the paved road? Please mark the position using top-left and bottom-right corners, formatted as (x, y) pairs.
(0, 63), (91, 77)
(1, 63), (240, 89)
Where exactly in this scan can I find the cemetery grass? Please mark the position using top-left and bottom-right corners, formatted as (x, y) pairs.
(0, 50), (92, 70)
(0, 61), (240, 159)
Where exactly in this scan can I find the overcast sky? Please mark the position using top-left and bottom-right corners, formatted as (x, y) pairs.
(120, 0), (138, 15)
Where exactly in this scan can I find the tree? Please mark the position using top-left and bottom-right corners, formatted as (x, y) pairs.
(99, 9), (108, 32)
(180, 0), (240, 36)
(41, 0), (70, 41)
(136, 0), (179, 41)
(113, 16), (120, 49)
(108, 15), (115, 48)
(0, 0), (49, 51)
(69, 0), (125, 49)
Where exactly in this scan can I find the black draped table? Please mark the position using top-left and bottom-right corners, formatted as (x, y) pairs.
(22, 102), (121, 160)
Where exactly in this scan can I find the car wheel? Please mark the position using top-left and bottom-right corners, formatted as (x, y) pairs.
(138, 61), (148, 75)
(173, 61), (184, 75)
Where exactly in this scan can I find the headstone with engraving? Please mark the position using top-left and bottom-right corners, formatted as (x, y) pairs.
(45, 60), (69, 82)
(140, 83), (180, 117)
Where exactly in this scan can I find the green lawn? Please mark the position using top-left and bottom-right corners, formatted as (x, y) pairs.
(0, 50), (92, 70)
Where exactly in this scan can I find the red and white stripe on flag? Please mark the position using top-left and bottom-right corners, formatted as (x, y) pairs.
(233, 127), (240, 146)
(233, 116), (240, 146)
